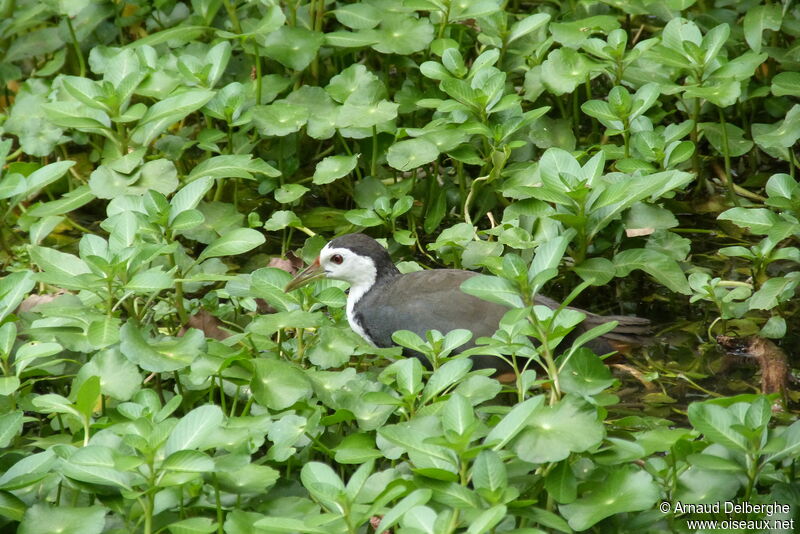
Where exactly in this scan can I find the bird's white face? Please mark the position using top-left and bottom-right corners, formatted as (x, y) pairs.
(319, 244), (377, 289)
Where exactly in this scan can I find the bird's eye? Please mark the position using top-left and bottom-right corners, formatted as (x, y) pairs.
(331, 254), (344, 265)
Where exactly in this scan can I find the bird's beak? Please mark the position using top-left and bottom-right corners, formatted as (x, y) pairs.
(284, 257), (325, 292)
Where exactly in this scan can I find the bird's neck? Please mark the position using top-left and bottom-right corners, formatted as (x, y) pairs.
(347, 264), (398, 306)
(345, 265), (398, 347)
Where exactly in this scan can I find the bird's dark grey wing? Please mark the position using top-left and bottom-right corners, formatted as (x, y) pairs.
(356, 270), (651, 367)
(534, 294), (651, 352)
(357, 270), (508, 350)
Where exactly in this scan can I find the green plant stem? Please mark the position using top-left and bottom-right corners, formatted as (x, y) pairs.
(253, 43), (263, 105)
(213, 473), (224, 534)
(789, 148), (798, 179)
(463, 176), (488, 226)
(689, 98), (702, 184)
(743, 454), (758, 501)
(144, 486), (155, 534)
(217, 374), (227, 412)
(4, 146), (23, 161)
(222, 0), (242, 33)
(438, 3), (451, 39)
(371, 125), (378, 177)
(65, 16), (85, 77)
(717, 107), (738, 206)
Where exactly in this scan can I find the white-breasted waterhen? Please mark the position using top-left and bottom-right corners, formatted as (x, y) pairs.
(285, 233), (650, 370)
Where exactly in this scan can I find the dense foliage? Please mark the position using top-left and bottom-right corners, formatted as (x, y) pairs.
(1, 0), (799, 532)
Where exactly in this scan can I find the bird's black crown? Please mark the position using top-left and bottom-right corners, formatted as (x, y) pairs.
(328, 233), (400, 279)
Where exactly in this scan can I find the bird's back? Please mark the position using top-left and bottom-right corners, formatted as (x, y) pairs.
(354, 270), (506, 352)
(353, 269), (650, 369)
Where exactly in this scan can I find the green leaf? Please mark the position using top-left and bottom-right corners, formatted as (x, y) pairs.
(753, 104), (800, 152)
(471, 450), (507, 494)
(187, 155), (280, 182)
(125, 267), (174, 293)
(687, 402), (748, 451)
(529, 234), (571, 291)
(372, 15), (434, 55)
(718, 207), (781, 234)
(251, 359), (312, 410)
(550, 15), (619, 46)
(42, 101), (112, 133)
(30, 246), (91, 277)
(119, 323), (205, 373)
(513, 395), (605, 463)
(334, 4), (381, 29)
(262, 27), (324, 71)
(581, 100), (618, 123)
(124, 25), (208, 48)
(573, 257), (615, 286)
(683, 81), (741, 108)
(466, 505), (507, 534)
(18, 504), (107, 534)
(541, 48), (599, 95)
(166, 517), (217, 534)
(169, 177), (214, 224)
(0, 411), (23, 448)
(264, 210), (302, 232)
(300, 462), (345, 512)
(32, 393), (82, 420)
(484, 395), (545, 450)
(442, 393), (474, 437)
(772, 72), (800, 97)
(377, 489), (433, 533)
(0, 270), (35, 323)
(421, 359), (473, 403)
(544, 460), (577, 503)
(507, 13), (550, 44)
(760, 315), (786, 339)
(5, 28), (64, 63)
(0, 490), (26, 522)
(61, 445), (131, 489)
(131, 89), (215, 146)
(26, 186), (95, 217)
(559, 467), (658, 530)
(613, 248), (690, 295)
(387, 138), (439, 171)
(307, 326), (358, 369)
(274, 184), (309, 204)
(164, 405), (224, 455)
(460, 275), (523, 308)
(14, 341), (63, 376)
(81, 348), (139, 401)
(253, 101), (309, 136)
(198, 228), (265, 261)
(324, 30), (380, 48)
(22, 160), (76, 197)
(763, 420), (800, 463)
(313, 154), (359, 185)
(748, 276), (799, 310)
(75, 375), (100, 421)
(558, 349), (615, 395)
(0, 322), (15, 359)
(700, 122), (753, 157)
(743, 5), (782, 54)
(687, 453), (744, 472)
(253, 517), (327, 533)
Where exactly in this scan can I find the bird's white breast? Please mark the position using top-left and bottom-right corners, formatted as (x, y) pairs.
(345, 283), (376, 346)
(333, 254), (378, 346)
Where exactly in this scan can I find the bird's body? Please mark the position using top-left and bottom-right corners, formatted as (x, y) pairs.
(285, 233), (650, 370)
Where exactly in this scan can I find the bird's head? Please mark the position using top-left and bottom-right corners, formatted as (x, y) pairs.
(284, 233), (397, 292)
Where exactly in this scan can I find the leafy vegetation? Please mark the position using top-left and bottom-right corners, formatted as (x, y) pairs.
(1, 0), (799, 532)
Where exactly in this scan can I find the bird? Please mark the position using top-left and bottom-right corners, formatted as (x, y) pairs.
(284, 233), (650, 370)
